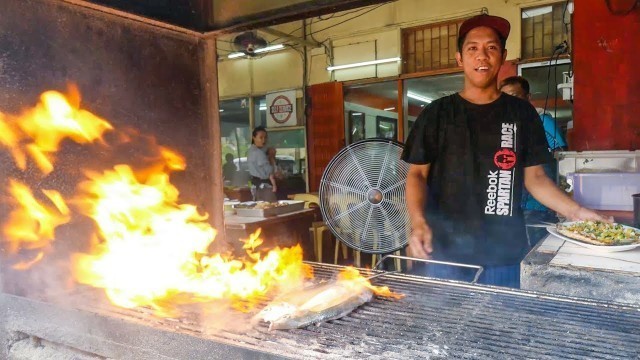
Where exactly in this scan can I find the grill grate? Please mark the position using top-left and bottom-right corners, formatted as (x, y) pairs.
(66, 263), (640, 359)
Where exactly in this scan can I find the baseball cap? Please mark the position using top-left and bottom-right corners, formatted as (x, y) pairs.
(458, 14), (511, 42)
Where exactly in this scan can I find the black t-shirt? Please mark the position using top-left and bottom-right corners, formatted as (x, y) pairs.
(402, 93), (552, 266)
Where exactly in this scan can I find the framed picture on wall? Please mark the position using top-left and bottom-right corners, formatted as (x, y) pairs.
(348, 111), (365, 143)
(376, 116), (397, 140)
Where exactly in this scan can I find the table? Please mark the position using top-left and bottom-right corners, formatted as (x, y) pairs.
(521, 232), (640, 306)
(224, 208), (318, 259)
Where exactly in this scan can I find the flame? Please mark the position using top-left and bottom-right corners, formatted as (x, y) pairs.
(72, 164), (311, 314)
(12, 252), (45, 270)
(2, 180), (71, 254)
(1, 87), (312, 316)
(337, 267), (404, 299)
(0, 87), (112, 174)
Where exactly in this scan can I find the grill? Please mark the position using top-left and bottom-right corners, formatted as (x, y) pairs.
(5, 262), (640, 359)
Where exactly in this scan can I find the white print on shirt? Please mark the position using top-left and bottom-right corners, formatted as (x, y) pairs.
(484, 123), (517, 216)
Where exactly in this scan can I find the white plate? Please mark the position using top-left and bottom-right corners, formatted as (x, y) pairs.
(546, 223), (640, 253)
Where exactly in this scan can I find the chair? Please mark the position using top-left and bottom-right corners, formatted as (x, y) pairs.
(293, 193), (328, 263)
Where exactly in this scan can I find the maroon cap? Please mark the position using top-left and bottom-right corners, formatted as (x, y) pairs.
(458, 14), (511, 41)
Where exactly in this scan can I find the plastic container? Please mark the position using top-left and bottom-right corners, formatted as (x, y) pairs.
(568, 172), (640, 211)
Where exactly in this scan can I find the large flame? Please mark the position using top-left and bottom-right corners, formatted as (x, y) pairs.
(72, 165), (311, 313)
(0, 86), (112, 174)
(2, 179), (70, 254)
(0, 86), (312, 315)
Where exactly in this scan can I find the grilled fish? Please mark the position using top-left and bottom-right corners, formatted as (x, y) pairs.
(253, 279), (373, 330)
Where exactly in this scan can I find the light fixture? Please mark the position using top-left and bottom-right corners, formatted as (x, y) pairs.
(522, 6), (552, 19)
(219, 109), (224, 112)
(227, 44), (285, 59)
(327, 57), (401, 71)
(254, 44), (285, 54)
(352, 112), (363, 116)
(227, 52), (245, 59)
(259, 106), (267, 111)
(407, 92), (432, 103)
(384, 107), (395, 111)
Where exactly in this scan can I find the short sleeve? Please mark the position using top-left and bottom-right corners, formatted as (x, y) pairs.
(522, 106), (553, 167)
(541, 113), (567, 149)
(401, 105), (439, 165)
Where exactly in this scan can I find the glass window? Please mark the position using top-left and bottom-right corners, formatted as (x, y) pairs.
(521, 2), (572, 59)
(348, 111), (366, 143)
(404, 72), (464, 140)
(519, 59), (573, 138)
(343, 80), (398, 144)
(266, 128), (307, 197)
(402, 19), (465, 74)
(219, 98), (250, 186)
(253, 95), (267, 127)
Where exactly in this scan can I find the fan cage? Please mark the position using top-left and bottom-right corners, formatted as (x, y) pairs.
(319, 139), (411, 254)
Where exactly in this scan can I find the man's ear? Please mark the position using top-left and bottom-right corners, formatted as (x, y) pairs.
(502, 48), (508, 62)
(455, 52), (463, 66)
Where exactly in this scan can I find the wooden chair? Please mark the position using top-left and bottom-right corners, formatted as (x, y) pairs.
(293, 193), (328, 263)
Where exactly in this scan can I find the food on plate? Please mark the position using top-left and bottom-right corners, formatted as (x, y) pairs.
(234, 201), (286, 209)
(556, 221), (640, 246)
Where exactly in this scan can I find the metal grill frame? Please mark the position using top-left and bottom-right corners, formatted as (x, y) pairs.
(3, 262), (640, 359)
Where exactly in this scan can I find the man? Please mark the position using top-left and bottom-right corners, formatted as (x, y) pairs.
(402, 14), (606, 288)
(500, 76), (568, 247)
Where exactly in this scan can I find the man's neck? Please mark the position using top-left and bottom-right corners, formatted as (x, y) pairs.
(459, 86), (502, 105)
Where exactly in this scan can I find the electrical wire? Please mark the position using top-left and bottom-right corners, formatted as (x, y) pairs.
(307, 4), (387, 36)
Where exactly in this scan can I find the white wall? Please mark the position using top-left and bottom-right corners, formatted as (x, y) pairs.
(217, 0), (563, 97)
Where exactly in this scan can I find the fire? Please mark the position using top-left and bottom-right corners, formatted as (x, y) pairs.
(338, 267), (404, 299)
(72, 165), (311, 313)
(2, 180), (70, 255)
(1, 86), (312, 315)
(0, 86), (112, 174)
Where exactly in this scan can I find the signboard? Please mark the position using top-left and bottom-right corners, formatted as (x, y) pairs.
(266, 90), (297, 128)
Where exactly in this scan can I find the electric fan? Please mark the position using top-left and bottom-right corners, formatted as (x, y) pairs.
(319, 139), (411, 254)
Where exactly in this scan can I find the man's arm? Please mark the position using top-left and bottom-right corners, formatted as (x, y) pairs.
(406, 164), (433, 259)
(524, 165), (609, 221)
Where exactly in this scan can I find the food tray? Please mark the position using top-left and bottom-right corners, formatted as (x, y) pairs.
(234, 200), (305, 217)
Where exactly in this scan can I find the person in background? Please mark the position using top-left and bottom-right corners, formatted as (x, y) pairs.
(500, 76), (568, 247)
(402, 14), (607, 288)
(247, 126), (277, 202)
(222, 153), (237, 185)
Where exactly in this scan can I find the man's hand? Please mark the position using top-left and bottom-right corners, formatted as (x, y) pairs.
(567, 205), (614, 223)
(408, 221), (433, 259)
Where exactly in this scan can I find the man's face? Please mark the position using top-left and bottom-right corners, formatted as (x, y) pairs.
(456, 26), (507, 90)
(500, 83), (529, 100)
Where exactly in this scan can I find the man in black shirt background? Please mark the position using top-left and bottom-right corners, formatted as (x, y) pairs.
(402, 14), (607, 287)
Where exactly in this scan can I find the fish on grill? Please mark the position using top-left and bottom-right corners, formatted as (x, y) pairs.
(253, 278), (373, 330)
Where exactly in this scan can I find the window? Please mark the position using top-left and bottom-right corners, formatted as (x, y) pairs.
(376, 116), (397, 140)
(266, 128), (307, 197)
(519, 59), (573, 138)
(343, 80), (398, 144)
(219, 98), (250, 186)
(348, 111), (366, 143)
(254, 95), (267, 127)
(521, 2), (572, 59)
(402, 19), (465, 74)
(403, 72), (464, 140)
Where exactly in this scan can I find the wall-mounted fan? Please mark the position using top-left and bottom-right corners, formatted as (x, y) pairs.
(232, 31), (268, 57)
